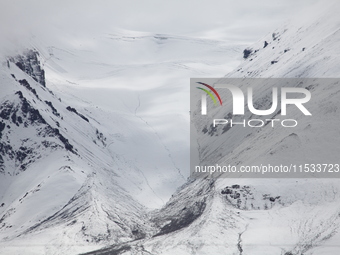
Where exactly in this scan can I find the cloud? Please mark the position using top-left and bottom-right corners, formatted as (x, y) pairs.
(1, 0), (320, 44)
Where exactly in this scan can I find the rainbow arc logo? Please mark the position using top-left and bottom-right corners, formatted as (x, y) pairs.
(196, 82), (223, 115)
(196, 82), (223, 106)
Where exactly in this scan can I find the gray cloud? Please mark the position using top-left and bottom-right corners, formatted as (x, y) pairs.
(1, 0), (320, 45)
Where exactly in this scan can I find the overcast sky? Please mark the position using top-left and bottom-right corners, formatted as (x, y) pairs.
(1, 0), (320, 46)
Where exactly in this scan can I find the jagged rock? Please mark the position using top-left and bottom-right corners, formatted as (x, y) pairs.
(243, 48), (252, 59)
(66, 106), (89, 122)
(45, 101), (60, 117)
(18, 79), (39, 99)
(9, 49), (46, 87)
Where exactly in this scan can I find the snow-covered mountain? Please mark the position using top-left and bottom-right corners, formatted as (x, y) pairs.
(81, 1), (340, 255)
(0, 31), (243, 254)
(1, 0), (340, 254)
(0, 48), (158, 254)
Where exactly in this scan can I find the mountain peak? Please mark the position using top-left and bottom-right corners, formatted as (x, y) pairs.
(9, 49), (46, 87)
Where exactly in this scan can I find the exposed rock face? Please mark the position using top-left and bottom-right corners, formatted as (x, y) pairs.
(0, 90), (75, 173)
(9, 49), (46, 87)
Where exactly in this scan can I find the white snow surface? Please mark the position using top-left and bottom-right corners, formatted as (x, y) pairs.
(1, 0), (340, 254)
(0, 28), (243, 254)
(81, 1), (340, 255)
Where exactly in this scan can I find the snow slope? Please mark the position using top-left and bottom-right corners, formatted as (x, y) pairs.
(83, 1), (340, 255)
(0, 30), (244, 254)
(39, 30), (244, 207)
(0, 49), (158, 255)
